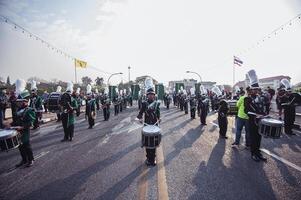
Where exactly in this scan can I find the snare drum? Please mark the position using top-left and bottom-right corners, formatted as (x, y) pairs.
(0, 129), (21, 151)
(48, 92), (61, 112)
(259, 118), (283, 139)
(227, 100), (238, 115)
(141, 125), (161, 149)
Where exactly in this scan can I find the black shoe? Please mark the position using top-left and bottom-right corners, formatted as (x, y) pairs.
(258, 154), (267, 162)
(88, 126), (92, 129)
(251, 155), (260, 162)
(231, 142), (239, 148)
(61, 139), (68, 142)
(151, 160), (157, 166)
(69, 137), (73, 141)
(220, 135), (228, 139)
(15, 161), (26, 168)
(26, 160), (34, 167)
(145, 160), (152, 166)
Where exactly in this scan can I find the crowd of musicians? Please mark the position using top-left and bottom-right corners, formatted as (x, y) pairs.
(0, 69), (300, 168)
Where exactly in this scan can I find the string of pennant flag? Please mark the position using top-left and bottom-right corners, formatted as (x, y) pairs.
(0, 15), (112, 75)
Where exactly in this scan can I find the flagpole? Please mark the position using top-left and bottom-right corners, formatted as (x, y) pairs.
(74, 59), (77, 84)
(233, 57), (235, 93)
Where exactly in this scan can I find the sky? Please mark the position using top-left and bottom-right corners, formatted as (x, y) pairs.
(0, 0), (301, 86)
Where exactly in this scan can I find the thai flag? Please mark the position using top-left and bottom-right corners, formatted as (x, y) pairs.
(234, 56), (243, 66)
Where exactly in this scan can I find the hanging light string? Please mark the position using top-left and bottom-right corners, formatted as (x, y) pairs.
(0, 14), (112, 75)
(200, 12), (301, 73)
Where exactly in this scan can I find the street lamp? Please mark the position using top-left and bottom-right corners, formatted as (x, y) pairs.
(107, 72), (123, 86)
(186, 70), (202, 84)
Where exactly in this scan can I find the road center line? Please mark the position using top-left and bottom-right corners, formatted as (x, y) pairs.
(157, 145), (169, 200)
(260, 148), (301, 172)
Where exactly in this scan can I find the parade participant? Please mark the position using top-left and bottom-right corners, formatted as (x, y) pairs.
(119, 90), (123, 113)
(0, 87), (7, 129)
(113, 88), (119, 116)
(60, 82), (78, 142)
(165, 92), (171, 109)
(232, 87), (250, 148)
(244, 70), (267, 162)
(56, 86), (62, 122)
(218, 99), (228, 139)
(189, 88), (197, 119)
(281, 79), (297, 135)
(172, 91), (177, 107)
(137, 77), (160, 166)
(42, 91), (49, 113)
(128, 89), (133, 107)
(75, 88), (82, 117)
(183, 90), (189, 114)
(138, 91), (143, 110)
(85, 84), (96, 129)
(101, 88), (111, 121)
(95, 88), (100, 112)
(30, 81), (43, 129)
(14, 79), (36, 167)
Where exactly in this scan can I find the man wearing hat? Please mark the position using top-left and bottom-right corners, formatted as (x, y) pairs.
(281, 79), (297, 135)
(30, 81), (43, 129)
(218, 99), (229, 139)
(189, 88), (197, 119)
(61, 82), (78, 142)
(85, 85), (96, 129)
(137, 79), (160, 166)
(15, 88), (36, 167)
(244, 70), (267, 162)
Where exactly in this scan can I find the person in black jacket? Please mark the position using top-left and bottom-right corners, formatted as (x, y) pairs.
(244, 70), (267, 162)
(137, 87), (160, 166)
(218, 99), (228, 139)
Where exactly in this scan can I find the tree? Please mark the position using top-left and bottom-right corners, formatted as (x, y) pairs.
(6, 76), (11, 85)
(95, 77), (104, 86)
(81, 76), (92, 86)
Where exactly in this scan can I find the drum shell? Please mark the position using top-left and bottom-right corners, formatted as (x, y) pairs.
(48, 92), (61, 112)
(227, 100), (238, 115)
(141, 126), (161, 149)
(259, 118), (283, 139)
(0, 130), (20, 151)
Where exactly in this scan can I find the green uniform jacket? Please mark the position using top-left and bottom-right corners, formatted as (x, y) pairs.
(67, 97), (78, 127)
(19, 107), (36, 143)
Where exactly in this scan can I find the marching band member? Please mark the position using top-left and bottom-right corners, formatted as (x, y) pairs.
(75, 87), (82, 117)
(189, 87), (197, 119)
(244, 70), (267, 162)
(198, 87), (210, 125)
(14, 79), (36, 167)
(137, 78), (160, 166)
(101, 88), (111, 121)
(183, 90), (189, 114)
(113, 88), (120, 116)
(218, 99), (228, 139)
(61, 82), (78, 142)
(85, 84), (96, 129)
(30, 81), (43, 129)
(281, 79), (297, 135)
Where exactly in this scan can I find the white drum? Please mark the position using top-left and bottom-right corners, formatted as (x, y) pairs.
(0, 129), (20, 151)
(141, 125), (161, 149)
(259, 118), (283, 139)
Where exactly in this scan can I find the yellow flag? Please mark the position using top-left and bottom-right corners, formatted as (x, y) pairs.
(75, 59), (87, 68)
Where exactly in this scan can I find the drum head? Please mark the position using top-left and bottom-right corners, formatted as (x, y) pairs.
(142, 125), (161, 135)
(261, 118), (283, 126)
(0, 129), (18, 140)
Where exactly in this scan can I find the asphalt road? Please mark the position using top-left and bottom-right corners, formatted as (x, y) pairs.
(0, 103), (300, 200)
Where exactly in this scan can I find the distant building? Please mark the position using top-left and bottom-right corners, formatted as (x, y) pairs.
(234, 75), (291, 90)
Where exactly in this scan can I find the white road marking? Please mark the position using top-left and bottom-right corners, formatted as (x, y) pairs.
(77, 118), (86, 124)
(260, 148), (301, 172)
(35, 151), (50, 159)
(210, 122), (219, 127)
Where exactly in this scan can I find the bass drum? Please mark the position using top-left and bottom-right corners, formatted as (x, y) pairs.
(47, 92), (61, 113)
(0, 129), (20, 151)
